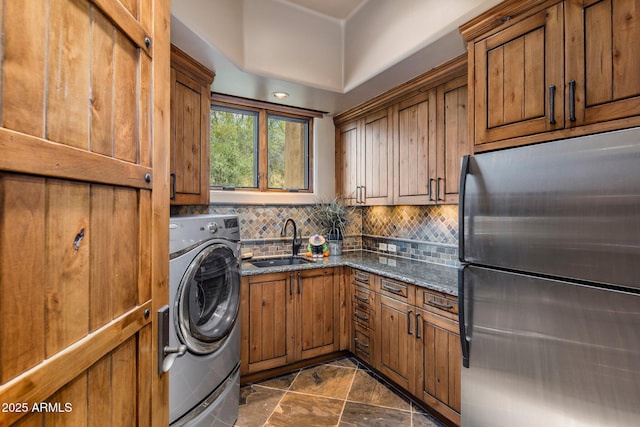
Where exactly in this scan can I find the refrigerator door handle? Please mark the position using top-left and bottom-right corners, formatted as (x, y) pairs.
(458, 155), (470, 262)
(458, 265), (470, 368)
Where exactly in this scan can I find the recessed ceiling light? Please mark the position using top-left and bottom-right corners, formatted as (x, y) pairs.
(272, 91), (289, 99)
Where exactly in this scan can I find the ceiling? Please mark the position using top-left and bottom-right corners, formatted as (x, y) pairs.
(170, 0), (502, 116)
(278, 0), (369, 21)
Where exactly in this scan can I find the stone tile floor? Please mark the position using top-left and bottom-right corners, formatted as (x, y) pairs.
(235, 357), (446, 427)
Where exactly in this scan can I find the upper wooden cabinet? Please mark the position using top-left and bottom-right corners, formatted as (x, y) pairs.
(335, 108), (394, 206)
(335, 55), (469, 206)
(462, 0), (640, 151)
(170, 45), (214, 205)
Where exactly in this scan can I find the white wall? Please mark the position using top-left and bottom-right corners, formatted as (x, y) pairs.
(209, 115), (335, 204)
(343, 0), (502, 91)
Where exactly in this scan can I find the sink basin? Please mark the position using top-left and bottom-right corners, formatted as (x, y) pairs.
(248, 257), (314, 268)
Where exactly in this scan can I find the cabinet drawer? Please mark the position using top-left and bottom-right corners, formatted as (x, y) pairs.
(377, 277), (413, 304)
(353, 285), (371, 307)
(353, 325), (371, 363)
(418, 288), (458, 316)
(353, 270), (371, 286)
(353, 303), (374, 331)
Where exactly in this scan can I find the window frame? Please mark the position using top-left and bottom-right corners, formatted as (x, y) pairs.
(210, 93), (317, 193)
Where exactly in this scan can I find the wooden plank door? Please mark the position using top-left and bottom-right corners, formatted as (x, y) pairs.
(361, 108), (393, 205)
(335, 121), (359, 205)
(296, 268), (339, 360)
(395, 90), (437, 205)
(415, 309), (461, 426)
(240, 274), (294, 374)
(376, 295), (415, 392)
(437, 76), (469, 204)
(566, 0), (640, 127)
(0, 0), (170, 425)
(473, 3), (564, 145)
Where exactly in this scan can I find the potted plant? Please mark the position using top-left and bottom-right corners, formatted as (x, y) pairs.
(312, 196), (353, 255)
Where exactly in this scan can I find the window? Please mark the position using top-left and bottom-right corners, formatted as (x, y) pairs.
(210, 95), (315, 192)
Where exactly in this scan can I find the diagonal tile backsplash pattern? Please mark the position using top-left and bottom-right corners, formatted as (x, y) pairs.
(171, 203), (459, 265)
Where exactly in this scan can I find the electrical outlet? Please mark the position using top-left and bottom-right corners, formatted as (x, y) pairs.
(379, 243), (388, 251)
(388, 244), (397, 253)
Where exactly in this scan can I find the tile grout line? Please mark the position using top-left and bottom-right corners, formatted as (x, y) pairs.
(261, 368), (303, 427)
(334, 362), (359, 426)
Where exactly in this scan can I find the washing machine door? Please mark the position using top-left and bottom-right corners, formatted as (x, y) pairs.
(175, 243), (240, 355)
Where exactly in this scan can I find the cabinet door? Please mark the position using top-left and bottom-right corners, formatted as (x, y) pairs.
(362, 108), (394, 205)
(473, 3), (564, 145)
(170, 46), (214, 205)
(566, 0), (640, 127)
(296, 268), (340, 360)
(415, 309), (461, 426)
(395, 91), (437, 204)
(336, 121), (360, 205)
(437, 76), (469, 204)
(377, 295), (415, 391)
(241, 274), (294, 374)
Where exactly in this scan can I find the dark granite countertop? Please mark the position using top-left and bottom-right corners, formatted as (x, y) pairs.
(241, 251), (458, 296)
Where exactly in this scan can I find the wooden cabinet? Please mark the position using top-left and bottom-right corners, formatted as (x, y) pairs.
(415, 288), (461, 425)
(349, 269), (377, 365)
(170, 45), (214, 205)
(377, 294), (416, 392)
(347, 269), (461, 426)
(336, 55), (469, 206)
(395, 90), (437, 204)
(240, 268), (340, 375)
(463, 0), (640, 151)
(335, 109), (393, 206)
(566, 0), (640, 127)
(241, 272), (294, 374)
(296, 268), (341, 360)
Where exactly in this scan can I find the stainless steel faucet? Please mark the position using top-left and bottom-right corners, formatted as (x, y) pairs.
(280, 218), (302, 256)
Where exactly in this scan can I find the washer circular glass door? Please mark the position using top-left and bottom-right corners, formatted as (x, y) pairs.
(175, 243), (240, 355)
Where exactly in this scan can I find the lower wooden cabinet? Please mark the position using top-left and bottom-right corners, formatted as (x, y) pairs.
(416, 309), (461, 425)
(377, 294), (417, 392)
(240, 268), (340, 375)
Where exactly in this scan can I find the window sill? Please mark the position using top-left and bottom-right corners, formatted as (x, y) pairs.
(209, 189), (320, 205)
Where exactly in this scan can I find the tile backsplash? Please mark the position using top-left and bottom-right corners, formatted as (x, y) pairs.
(172, 203), (458, 266)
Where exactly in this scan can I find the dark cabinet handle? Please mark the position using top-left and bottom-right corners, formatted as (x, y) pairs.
(354, 337), (369, 348)
(170, 173), (176, 200)
(354, 294), (368, 303)
(297, 272), (301, 294)
(354, 312), (369, 322)
(382, 283), (403, 294)
(407, 310), (413, 335)
(415, 313), (421, 339)
(428, 299), (454, 310)
(549, 85), (556, 125)
(289, 273), (293, 296)
(569, 80), (576, 122)
(437, 177), (443, 201)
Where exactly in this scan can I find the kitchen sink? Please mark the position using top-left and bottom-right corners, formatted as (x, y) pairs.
(248, 257), (314, 268)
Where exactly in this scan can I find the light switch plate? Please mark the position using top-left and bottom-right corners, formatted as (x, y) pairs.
(387, 244), (396, 253)
(379, 243), (388, 251)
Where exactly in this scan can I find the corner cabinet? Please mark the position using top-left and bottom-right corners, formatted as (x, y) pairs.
(170, 45), (214, 205)
(462, 0), (640, 151)
(335, 55), (470, 206)
(240, 268), (341, 376)
(347, 268), (461, 426)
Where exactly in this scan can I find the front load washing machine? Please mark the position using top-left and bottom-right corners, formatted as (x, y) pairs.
(169, 214), (241, 426)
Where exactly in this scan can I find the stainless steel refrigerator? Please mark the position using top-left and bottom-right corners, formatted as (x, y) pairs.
(458, 127), (640, 427)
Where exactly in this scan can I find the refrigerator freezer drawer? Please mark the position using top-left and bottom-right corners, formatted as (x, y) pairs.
(460, 265), (640, 427)
(460, 127), (640, 290)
